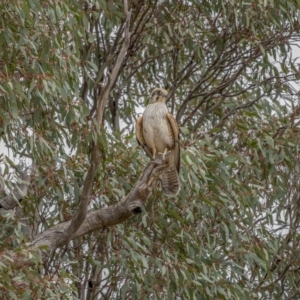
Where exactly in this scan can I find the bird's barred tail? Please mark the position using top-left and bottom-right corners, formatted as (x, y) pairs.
(160, 165), (180, 195)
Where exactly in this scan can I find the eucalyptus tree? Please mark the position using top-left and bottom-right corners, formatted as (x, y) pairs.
(1, 0), (300, 299)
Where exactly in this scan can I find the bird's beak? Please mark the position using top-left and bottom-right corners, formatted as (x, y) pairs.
(162, 93), (168, 98)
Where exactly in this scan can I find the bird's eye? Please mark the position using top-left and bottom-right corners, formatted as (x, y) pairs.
(157, 91), (161, 95)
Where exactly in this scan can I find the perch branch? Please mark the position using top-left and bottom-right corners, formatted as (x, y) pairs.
(0, 158), (168, 267)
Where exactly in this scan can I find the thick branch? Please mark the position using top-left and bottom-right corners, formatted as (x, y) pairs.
(0, 158), (168, 267)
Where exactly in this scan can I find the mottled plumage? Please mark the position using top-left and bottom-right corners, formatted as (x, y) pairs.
(136, 88), (180, 195)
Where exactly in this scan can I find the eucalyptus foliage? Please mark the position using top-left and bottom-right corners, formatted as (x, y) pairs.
(1, 0), (300, 299)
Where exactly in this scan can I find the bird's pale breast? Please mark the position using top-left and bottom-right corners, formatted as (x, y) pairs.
(142, 103), (175, 156)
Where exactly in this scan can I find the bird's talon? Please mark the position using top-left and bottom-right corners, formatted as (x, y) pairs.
(156, 152), (165, 160)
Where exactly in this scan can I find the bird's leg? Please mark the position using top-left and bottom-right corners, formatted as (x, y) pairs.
(157, 149), (169, 160)
(162, 148), (168, 160)
(152, 148), (156, 160)
(158, 148), (168, 160)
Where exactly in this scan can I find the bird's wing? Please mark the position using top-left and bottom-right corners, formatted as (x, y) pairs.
(136, 116), (145, 145)
(135, 116), (153, 159)
(166, 113), (180, 172)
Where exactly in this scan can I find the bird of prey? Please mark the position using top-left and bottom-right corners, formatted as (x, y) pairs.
(136, 88), (180, 195)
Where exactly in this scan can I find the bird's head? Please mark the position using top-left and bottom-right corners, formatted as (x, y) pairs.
(149, 88), (168, 104)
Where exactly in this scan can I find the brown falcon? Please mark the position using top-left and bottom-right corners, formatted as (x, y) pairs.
(136, 88), (180, 195)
